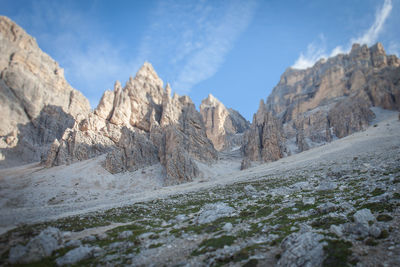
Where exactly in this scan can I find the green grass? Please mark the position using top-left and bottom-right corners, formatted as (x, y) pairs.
(322, 239), (353, 267)
(192, 235), (236, 256)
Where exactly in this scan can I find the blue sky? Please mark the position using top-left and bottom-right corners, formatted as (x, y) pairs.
(1, 0), (399, 120)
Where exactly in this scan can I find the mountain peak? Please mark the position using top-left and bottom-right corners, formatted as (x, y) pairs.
(135, 61), (162, 84)
(201, 94), (223, 108)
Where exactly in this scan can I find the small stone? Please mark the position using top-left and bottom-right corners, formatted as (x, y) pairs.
(118, 231), (133, 239)
(330, 225), (343, 237)
(97, 233), (108, 240)
(175, 214), (186, 221)
(223, 223), (233, 232)
(82, 235), (96, 242)
(196, 202), (235, 224)
(369, 226), (381, 238)
(318, 181), (338, 191)
(354, 209), (375, 226)
(55, 246), (97, 266)
(65, 240), (82, 248)
(302, 197), (315, 205)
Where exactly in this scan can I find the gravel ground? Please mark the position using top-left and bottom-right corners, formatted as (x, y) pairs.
(0, 109), (399, 266)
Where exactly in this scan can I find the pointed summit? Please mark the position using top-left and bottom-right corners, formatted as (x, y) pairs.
(201, 93), (223, 108)
(132, 61), (164, 91)
(136, 62), (160, 80)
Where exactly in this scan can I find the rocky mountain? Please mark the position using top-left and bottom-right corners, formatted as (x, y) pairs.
(200, 94), (249, 151)
(44, 63), (218, 185)
(0, 16), (90, 167)
(0, 16), (217, 184)
(242, 42), (400, 167)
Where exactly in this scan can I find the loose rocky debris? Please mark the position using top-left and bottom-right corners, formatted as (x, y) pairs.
(1, 142), (399, 266)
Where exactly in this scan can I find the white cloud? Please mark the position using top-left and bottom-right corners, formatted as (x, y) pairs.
(136, 0), (258, 94)
(352, 0), (392, 46)
(292, 0), (393, 69)
(292, 35), (328, 69)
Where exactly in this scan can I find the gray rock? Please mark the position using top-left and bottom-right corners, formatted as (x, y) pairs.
(369, 226), (381, 238)
(8, 245), (27, 264)
(278, 231), (325, 267)
(223, 223), (233, 232)
(303, 197), (315, 205)
(97, 233), (108, 240)
(65, 240), (82, 248)
(196, 202), (235, 224)
(317, 202), (337, 214)
(354, 209), (375, 226)
(292, 181), (312, 191)
(175, 214), (186, 221)
(55, 246), (97, 266)
(9, 227), (63, 264)
(118, 231), (133, 239)
(318, 181), (338, 191)
(244, 184), (257, 196)
(330, 224), (343, 237)
(82, 235), (96, 242)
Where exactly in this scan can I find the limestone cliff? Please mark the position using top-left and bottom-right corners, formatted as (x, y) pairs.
(241, 100), (286, 166)
(266, 42), (399, 153)
(0, 16), (90, 166)
(200, 94), (249, 151)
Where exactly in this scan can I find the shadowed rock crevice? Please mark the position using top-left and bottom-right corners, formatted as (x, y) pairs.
(0, 105), (75, 168)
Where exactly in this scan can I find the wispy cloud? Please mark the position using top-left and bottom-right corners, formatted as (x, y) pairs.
(388, 41), (399, 56)
(292, 0), (393, 69)
(292, 35), (328, 69)
(136, 0), (258, 94)
(352, 0), (392, 46)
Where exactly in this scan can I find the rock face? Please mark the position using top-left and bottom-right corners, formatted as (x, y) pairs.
(0, 16), (90, 167)
(242, 100), (286, 165)
(200, 94), (249, 151)
(265, 42), (400, 154)
(243, 42), (400, 165)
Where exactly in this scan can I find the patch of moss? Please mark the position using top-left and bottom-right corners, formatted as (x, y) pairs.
(359, 202), (394, 213)
(192, 235), (236, 256)
(322, 239), (352, 267)
(378, 229), (389, 239)
(149, 243), (163, 249)
(370, 188), (385, 197)
(311, 217), (346, 230)
(365, 238), (378, 246)
(243, 259), (259, 267)
(377, 214), (393, 222)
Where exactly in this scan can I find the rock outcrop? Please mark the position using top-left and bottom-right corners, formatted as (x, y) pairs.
(264, 42), (400, 154)
(200, 94), (249, 151)
(243, 42), (400, 166)
(241, 100), (286, 167)
(46, 62), (217, 184)
(0, 16), (90, 167)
